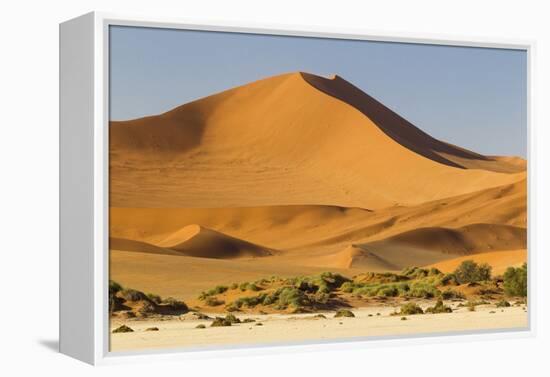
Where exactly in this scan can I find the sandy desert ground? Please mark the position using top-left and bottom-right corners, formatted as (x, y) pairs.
(108, 72), (527, 351)
(110, 303), (528, 352)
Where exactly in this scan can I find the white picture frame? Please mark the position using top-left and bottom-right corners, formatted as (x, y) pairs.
(59, 11), (536, 365)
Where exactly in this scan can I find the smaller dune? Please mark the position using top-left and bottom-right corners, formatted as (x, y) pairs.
(364, 223), (526, 256)
(109, 237), (182, 256)
(159, 224), (273, 259)
(321, 245), (399, 270)
(311, 223), (527, 271)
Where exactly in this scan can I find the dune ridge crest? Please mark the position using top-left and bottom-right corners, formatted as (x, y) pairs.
(110, 71), (524, 209)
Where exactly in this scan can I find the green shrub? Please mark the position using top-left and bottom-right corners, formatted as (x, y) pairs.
(146, 293), (162, 304)
(407, 282), (440, 299)
(239, 282), (261, 292)
(277, 287), (310, 308)
(503, 264), (527, 297)
(224, 314), (241, 324)
(109, 280), (123, 295)
(425, 299), (452, 314)
(496, 300), (511, 308)
(401, 267), (431, 279)
(163, 297), (188, 311)
(205, 296), (224, 306)
(397, 303), (424, 315)
(379, 286), (399, 297)
(441, 289), (465, 300)
(294, 272), (350, 294)
(440, 273), (459, 286)
(317, 272), (350, 292)
(137, 301), (156, 315)
(120, 288), (148, 302)
(196, 324), (206, 329)
(353, 272), (408, 284)
(334, 309), (355, 318)
(145, 327), (159, 332)
(340, 281), (355, 293)
(454, 260), (492, 284)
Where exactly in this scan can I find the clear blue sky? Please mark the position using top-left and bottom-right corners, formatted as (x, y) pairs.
(110, 26), (527, 157)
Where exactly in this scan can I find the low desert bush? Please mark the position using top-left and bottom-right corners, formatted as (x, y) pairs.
(120, 288), (148, 302)
(397, 303), (424, 315)
(407, 282), (440, 299)
(199, 285), (229, 300)
(440, 273), (460, 286)
(503, 264), (527, 297)
(352, 272), (408, 284)
(211, 314), (240, 327)
(239, 282), (261, 292)
(401, 267), (440, 280)
(137, 301), (156, 315)
(441, 289), (465, 300)
(454, 260), (492, 284)
(334, 309), (355, 318)
(425, 299), (452, 314)
(163, 297), (188, 312)
(496, 300), (511, 308)
(224, 313), (241, 324)
(204, 296), (224, 307)
(109, 280), (123, 295)
(146, 293), (162, 304)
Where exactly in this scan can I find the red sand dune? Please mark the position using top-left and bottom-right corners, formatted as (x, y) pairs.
(110, 72), (524, 210)
(108, 72), (527, 298)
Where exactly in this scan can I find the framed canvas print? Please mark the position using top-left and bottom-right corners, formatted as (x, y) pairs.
(59, 12), (534, 365)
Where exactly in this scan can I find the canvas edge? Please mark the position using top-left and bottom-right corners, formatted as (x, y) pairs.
(59, 10), (536, 366)
(59, 11), (97, 365)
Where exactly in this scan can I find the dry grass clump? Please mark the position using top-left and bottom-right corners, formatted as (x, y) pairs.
(425, 299), (452, 314)
(334, 309), (355, 318)
(108, 281), (188, 317)
(496, 300), (511, 308)
(395, 302), (424, 315)
(211, 314), (241, 327)
(112, 325), (134, 333)
(204, 296), (225, 306)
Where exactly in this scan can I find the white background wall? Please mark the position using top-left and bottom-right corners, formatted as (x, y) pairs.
(1, 0), (548, 375)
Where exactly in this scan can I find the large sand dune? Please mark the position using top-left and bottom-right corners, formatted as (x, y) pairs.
(110, 72), (524, 209)
(109, 71), (527, 303)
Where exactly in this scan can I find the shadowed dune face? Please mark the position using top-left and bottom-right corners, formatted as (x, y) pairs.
(363, 223), (526, 256)
(300, 72), (482, 169)
(159, 224), (273, 259)
(109, 71), (527, 301)
(112, 225), (272, 260)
